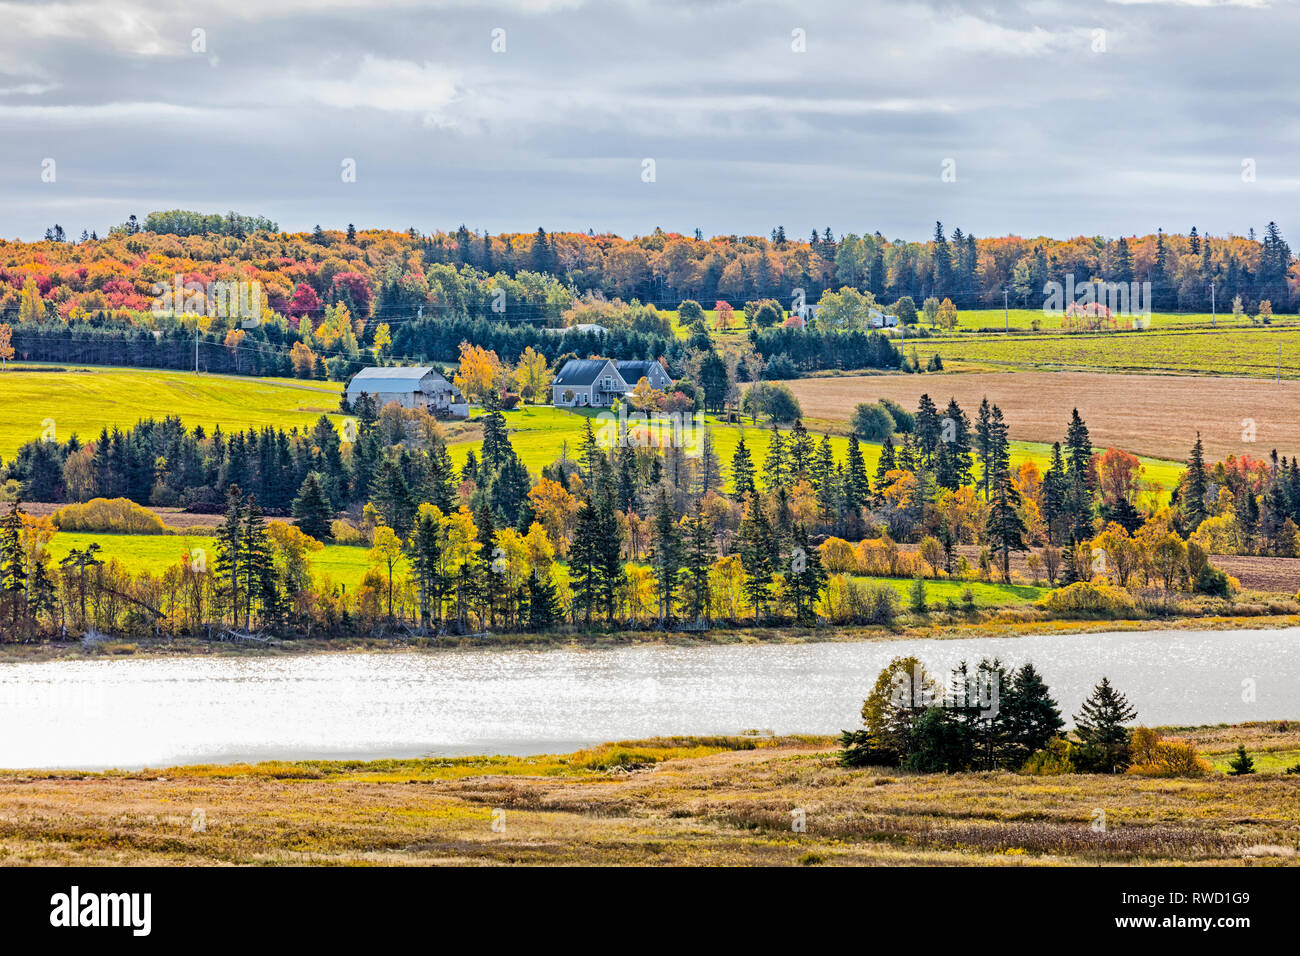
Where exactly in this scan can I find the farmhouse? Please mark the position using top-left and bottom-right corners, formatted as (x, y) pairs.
(345, 366), (469, 418)
(551, 358), (674, 407)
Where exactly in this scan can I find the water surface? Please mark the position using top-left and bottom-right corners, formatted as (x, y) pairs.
(2, 628), (1296, 769)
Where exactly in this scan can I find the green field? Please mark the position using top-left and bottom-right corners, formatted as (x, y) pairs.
(48, 532), (372, 590)
(908, 326), (1300, 379)
(854, 575), (1046, 607)
(0, 366), (345, 461)
(946, 308), (1279, 333)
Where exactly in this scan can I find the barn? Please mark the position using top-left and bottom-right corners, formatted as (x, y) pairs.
(345, 366), (469, 418)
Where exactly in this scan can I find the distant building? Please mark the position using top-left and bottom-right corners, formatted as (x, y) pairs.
(544, 323), (609, 336)
(869, 308), (898, 328)
(345, 366), (469, 418)
(551, 358), (674, 407)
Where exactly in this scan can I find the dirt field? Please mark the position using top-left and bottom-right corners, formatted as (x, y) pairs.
(784, 371), (1299, 462)
(899, 543), (1300, 594)
(1, 727), (1297, 866)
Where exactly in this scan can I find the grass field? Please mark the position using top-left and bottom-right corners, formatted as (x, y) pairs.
(948, 308), (1278, 333)
(913, 325), (1300, 379)
(47, 532), (372, 590)
(3, 723), (1296, 865)
(0, 366), (345, 462)
(861, 576), (1046, 607)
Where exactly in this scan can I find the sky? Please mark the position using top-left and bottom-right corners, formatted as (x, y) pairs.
(2, 0), (1297, 243)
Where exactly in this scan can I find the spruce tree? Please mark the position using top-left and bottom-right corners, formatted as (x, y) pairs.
(1073, 677), (1138, 773)
(786, 523), (827, 626)
(730, 435), (756, 499)
(844, 435), (872, 509)
(762, 427), (788, 491)
(681, 496), (715, 624)
(291, 472), (334, 541)
(1000, 663), (1064, 768)
(1227, 745), (1256, 776)
(651, 488), (683, 625)
(738, 495), (775, 621)
(1186, 432), (1209, 532)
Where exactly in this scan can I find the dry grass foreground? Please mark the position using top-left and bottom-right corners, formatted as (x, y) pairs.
(3, 725), (1299, 866)
(784, 371), (1298, 462)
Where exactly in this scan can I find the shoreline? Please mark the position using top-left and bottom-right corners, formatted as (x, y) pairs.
(4, 612), (1298, 664)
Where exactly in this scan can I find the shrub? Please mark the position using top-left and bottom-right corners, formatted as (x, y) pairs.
(851, 402), (895, 442)
(53, 497), (169, 534)
(1039, 581), (1138, 618)
(878, 398), (914, 433)
(1127, 726), (1211, 777)
(1195, 562), (1234, 598)
(1021, 737), (1077, 775)
(908, 577), (927, 614)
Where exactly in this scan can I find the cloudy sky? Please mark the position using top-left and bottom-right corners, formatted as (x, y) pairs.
(2, 0), (1296, 242)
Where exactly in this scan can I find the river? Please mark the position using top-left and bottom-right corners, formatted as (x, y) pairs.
(2, 627), (1297, 768)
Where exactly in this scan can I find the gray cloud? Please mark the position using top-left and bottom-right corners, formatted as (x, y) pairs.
(1, 0), (1296, 240)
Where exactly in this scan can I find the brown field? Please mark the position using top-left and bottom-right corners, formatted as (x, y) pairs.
(2, 726), (1298, 866)
(897, 543), (1300, 594)
(783, 371), (1300, 462)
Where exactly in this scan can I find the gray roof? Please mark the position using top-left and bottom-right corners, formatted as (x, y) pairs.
(616, 360), (663, 381)
(347, 365), (456, 394)
(553, 358), (620, 388)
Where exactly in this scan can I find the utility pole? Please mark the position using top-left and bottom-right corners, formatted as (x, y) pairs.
(1210, 281), (1216, 327)
(195, 332), (199, 374)
(1003, 289), (1009, 332)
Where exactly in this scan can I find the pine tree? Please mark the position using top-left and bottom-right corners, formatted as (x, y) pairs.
(407, 510), (446, 630)
(1065, 409), (1094, 544)
(914, 393), (941, 464)
(786, 523), (827, 626)
(844, 435), (871, 509)
(1041, 442), (1067, 544)
(1000, 663), (1064, 768)
(738, 495), (775, 622)
(681, 496), (715, 624)
(974, 398), (993, 500)
(763, 427), (788, 491)
(787, 419), (815, 480)
(934, 398), (972, 490)
(1073, 677), (1138, 773)
(213, 486), (246, 627)
(984, 405), (1027, 581)
(730, 434), (756, 499)
(526, 571), (561, 630)
(874, 433), (896, 490)
(371, 458), (417, 536)
(651, 488), (683, 625)
(291, 472), (334, 541)
(0, 500), (26, 631)
(1227, 744), (1256, 776)
(240, 497), (278, 629)
(1186, 432), (1209, 532)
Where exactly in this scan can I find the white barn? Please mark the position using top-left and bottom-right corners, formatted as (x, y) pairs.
(345, 366), (469, 418)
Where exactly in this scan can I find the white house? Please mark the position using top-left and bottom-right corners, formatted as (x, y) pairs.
(345, 366), (469, 418)
(869, 308), (899, 328)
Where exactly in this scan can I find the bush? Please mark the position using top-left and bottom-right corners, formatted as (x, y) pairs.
(851, 402), (895, 442)
(677, 299), (705, 324)
(1038, 581), (1138, 618)
(53, 497), (169, 534)
(742, 382), (802, 423)
(1127, 727), (1211, 777)
(878, 398), (914, 433)
(1021, 738), (1077, 775)
(1195, 562), (1234, 598)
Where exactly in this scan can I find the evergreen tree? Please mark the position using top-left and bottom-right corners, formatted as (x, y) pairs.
(786, 523), (827, 626)
(974, 398), (993, 500)
(1000, 663), (1064, 768)
(874, 433), (896, 490)
(650, 487), (683, 625)
(681, 496), (715, 624)
(730, 434), (756, 499)
(762, 427), (788, 491)
(844, 435), (872, 510)
(1041, 442), (1067, 545)
(914, 393), (941, 464)
(738, 495), (775, 621)
(371, 457), (417, 536)
(1064, 408), (1094, 543)
(1073, 677), (1138, 773)
(1185, 432), (1209, 532)
(213, 486), (247, 627)
(787, 419), (816, 480)
(407, 510), (446, 630)
(934, 398), (972, 490)
(1227, 745), (1256, 776)
(983, 405), (1027, 580)
(291, 472), (334, 541)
